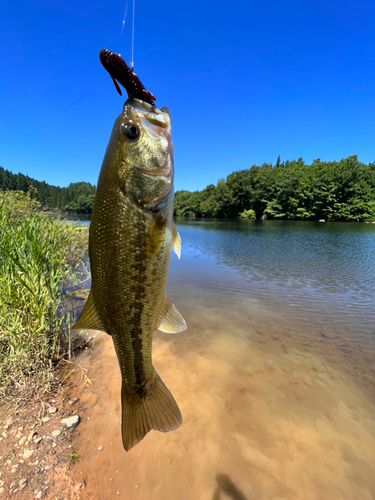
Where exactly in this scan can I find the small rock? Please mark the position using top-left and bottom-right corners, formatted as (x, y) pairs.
(68, 398), (79, 406)
(97, 446), (103, 451)
(18, 427), (23, 431)
(41, 417), (49, 423)
(28, 431), (37, 442)
(34, 437), (43, 444)
(23, 449), (34, 460)
(48, 406), (57, 414)
(6, 460), (12, 466)
(0, 487), (4, 496)
(51, 430), (61, 438)
(61, 415), (80, 429)
(75, 483), (85, 490)
(0, 481), (4, 487)
(18, 436), (27, 446)
(35, 491), (42, 499)
(19, 478), (27, 489)
(1, 433), (7, 439)
(15, 431), (22, 440)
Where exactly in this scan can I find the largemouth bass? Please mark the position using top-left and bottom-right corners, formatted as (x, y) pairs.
(73, 98), (186, 451)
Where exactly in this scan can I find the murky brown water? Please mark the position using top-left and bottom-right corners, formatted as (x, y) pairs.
(69, 220), (375, 500)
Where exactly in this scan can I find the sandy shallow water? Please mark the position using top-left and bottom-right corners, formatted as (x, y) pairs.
(69, 282), (375, 500)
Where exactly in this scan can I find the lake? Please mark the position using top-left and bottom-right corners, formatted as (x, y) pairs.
(69, 219), (375, 500)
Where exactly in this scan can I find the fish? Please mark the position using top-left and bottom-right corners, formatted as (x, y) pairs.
(73, 97), (186, 451)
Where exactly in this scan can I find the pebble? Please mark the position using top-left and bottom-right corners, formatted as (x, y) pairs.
(35, 491), (42, 499)
(18, 426), (23, 431)
(19, 436), (27, 446)
(4, 418), (13, 430)
(23, 449), (34, 460)
(28, 431), (37, 442)
(41, 417), (50, 423)
(97, 446), (103, 451)
(19, 478), (27, 489)
(48, 406), (57, 414)
(0, 481), (4, 487)
(68, 398), (79, 406)
(34, 437), (43, 444)
(0, 488), (4, 496)
(51, 430), (61, 438)
(61, 416), (80, 429)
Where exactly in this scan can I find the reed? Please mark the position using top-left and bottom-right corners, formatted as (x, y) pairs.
(0, 190), (88, 397)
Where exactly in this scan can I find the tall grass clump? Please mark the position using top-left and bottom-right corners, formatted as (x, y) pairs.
(0, 189), (88, 397)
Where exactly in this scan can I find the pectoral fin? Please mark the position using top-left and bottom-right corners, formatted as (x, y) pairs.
(72, 290), (106, 333)
(172, 224), (181, 259)
(146, 216), (168, 258)
(156, 295), (187, 334)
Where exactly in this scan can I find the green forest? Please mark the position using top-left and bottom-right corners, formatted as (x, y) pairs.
(2, 155), (375, 220)
(174, 156), (375, 222)
(0, 166), (96, 213)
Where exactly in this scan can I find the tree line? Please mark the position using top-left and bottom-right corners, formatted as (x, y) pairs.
(174, 156), (375, 222)
(0, 166), (96, 213)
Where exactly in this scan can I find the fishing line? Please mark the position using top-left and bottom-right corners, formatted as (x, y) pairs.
(131, 0), (135, 70)
(120, 0), (129, 36)
(0, 94), (88, 157)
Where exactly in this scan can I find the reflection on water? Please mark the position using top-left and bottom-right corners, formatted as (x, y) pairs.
(69, 219), (375, 499)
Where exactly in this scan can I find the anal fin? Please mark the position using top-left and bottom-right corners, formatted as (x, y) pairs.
(156, 295), (187, 334)
(72, 290), (106, 333)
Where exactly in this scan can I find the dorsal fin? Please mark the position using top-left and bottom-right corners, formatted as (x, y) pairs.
(72, 290), (106, 332)
(172, 224), (181, 259)
(156, 295), (187, 334)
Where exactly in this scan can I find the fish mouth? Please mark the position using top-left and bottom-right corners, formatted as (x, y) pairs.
(123, 99), (171, 140)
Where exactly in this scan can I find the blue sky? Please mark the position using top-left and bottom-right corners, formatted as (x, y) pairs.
(1, 0), (374, 192)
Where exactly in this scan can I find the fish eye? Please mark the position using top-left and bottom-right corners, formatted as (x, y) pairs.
(122, 123), (139, 139)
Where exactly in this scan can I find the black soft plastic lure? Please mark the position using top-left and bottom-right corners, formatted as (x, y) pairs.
(99, 48), (156, 107)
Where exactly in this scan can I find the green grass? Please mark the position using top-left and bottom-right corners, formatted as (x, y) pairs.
(0, 189), (89, 397)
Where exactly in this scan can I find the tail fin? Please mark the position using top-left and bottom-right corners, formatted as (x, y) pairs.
(121, 370), (182, 451)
